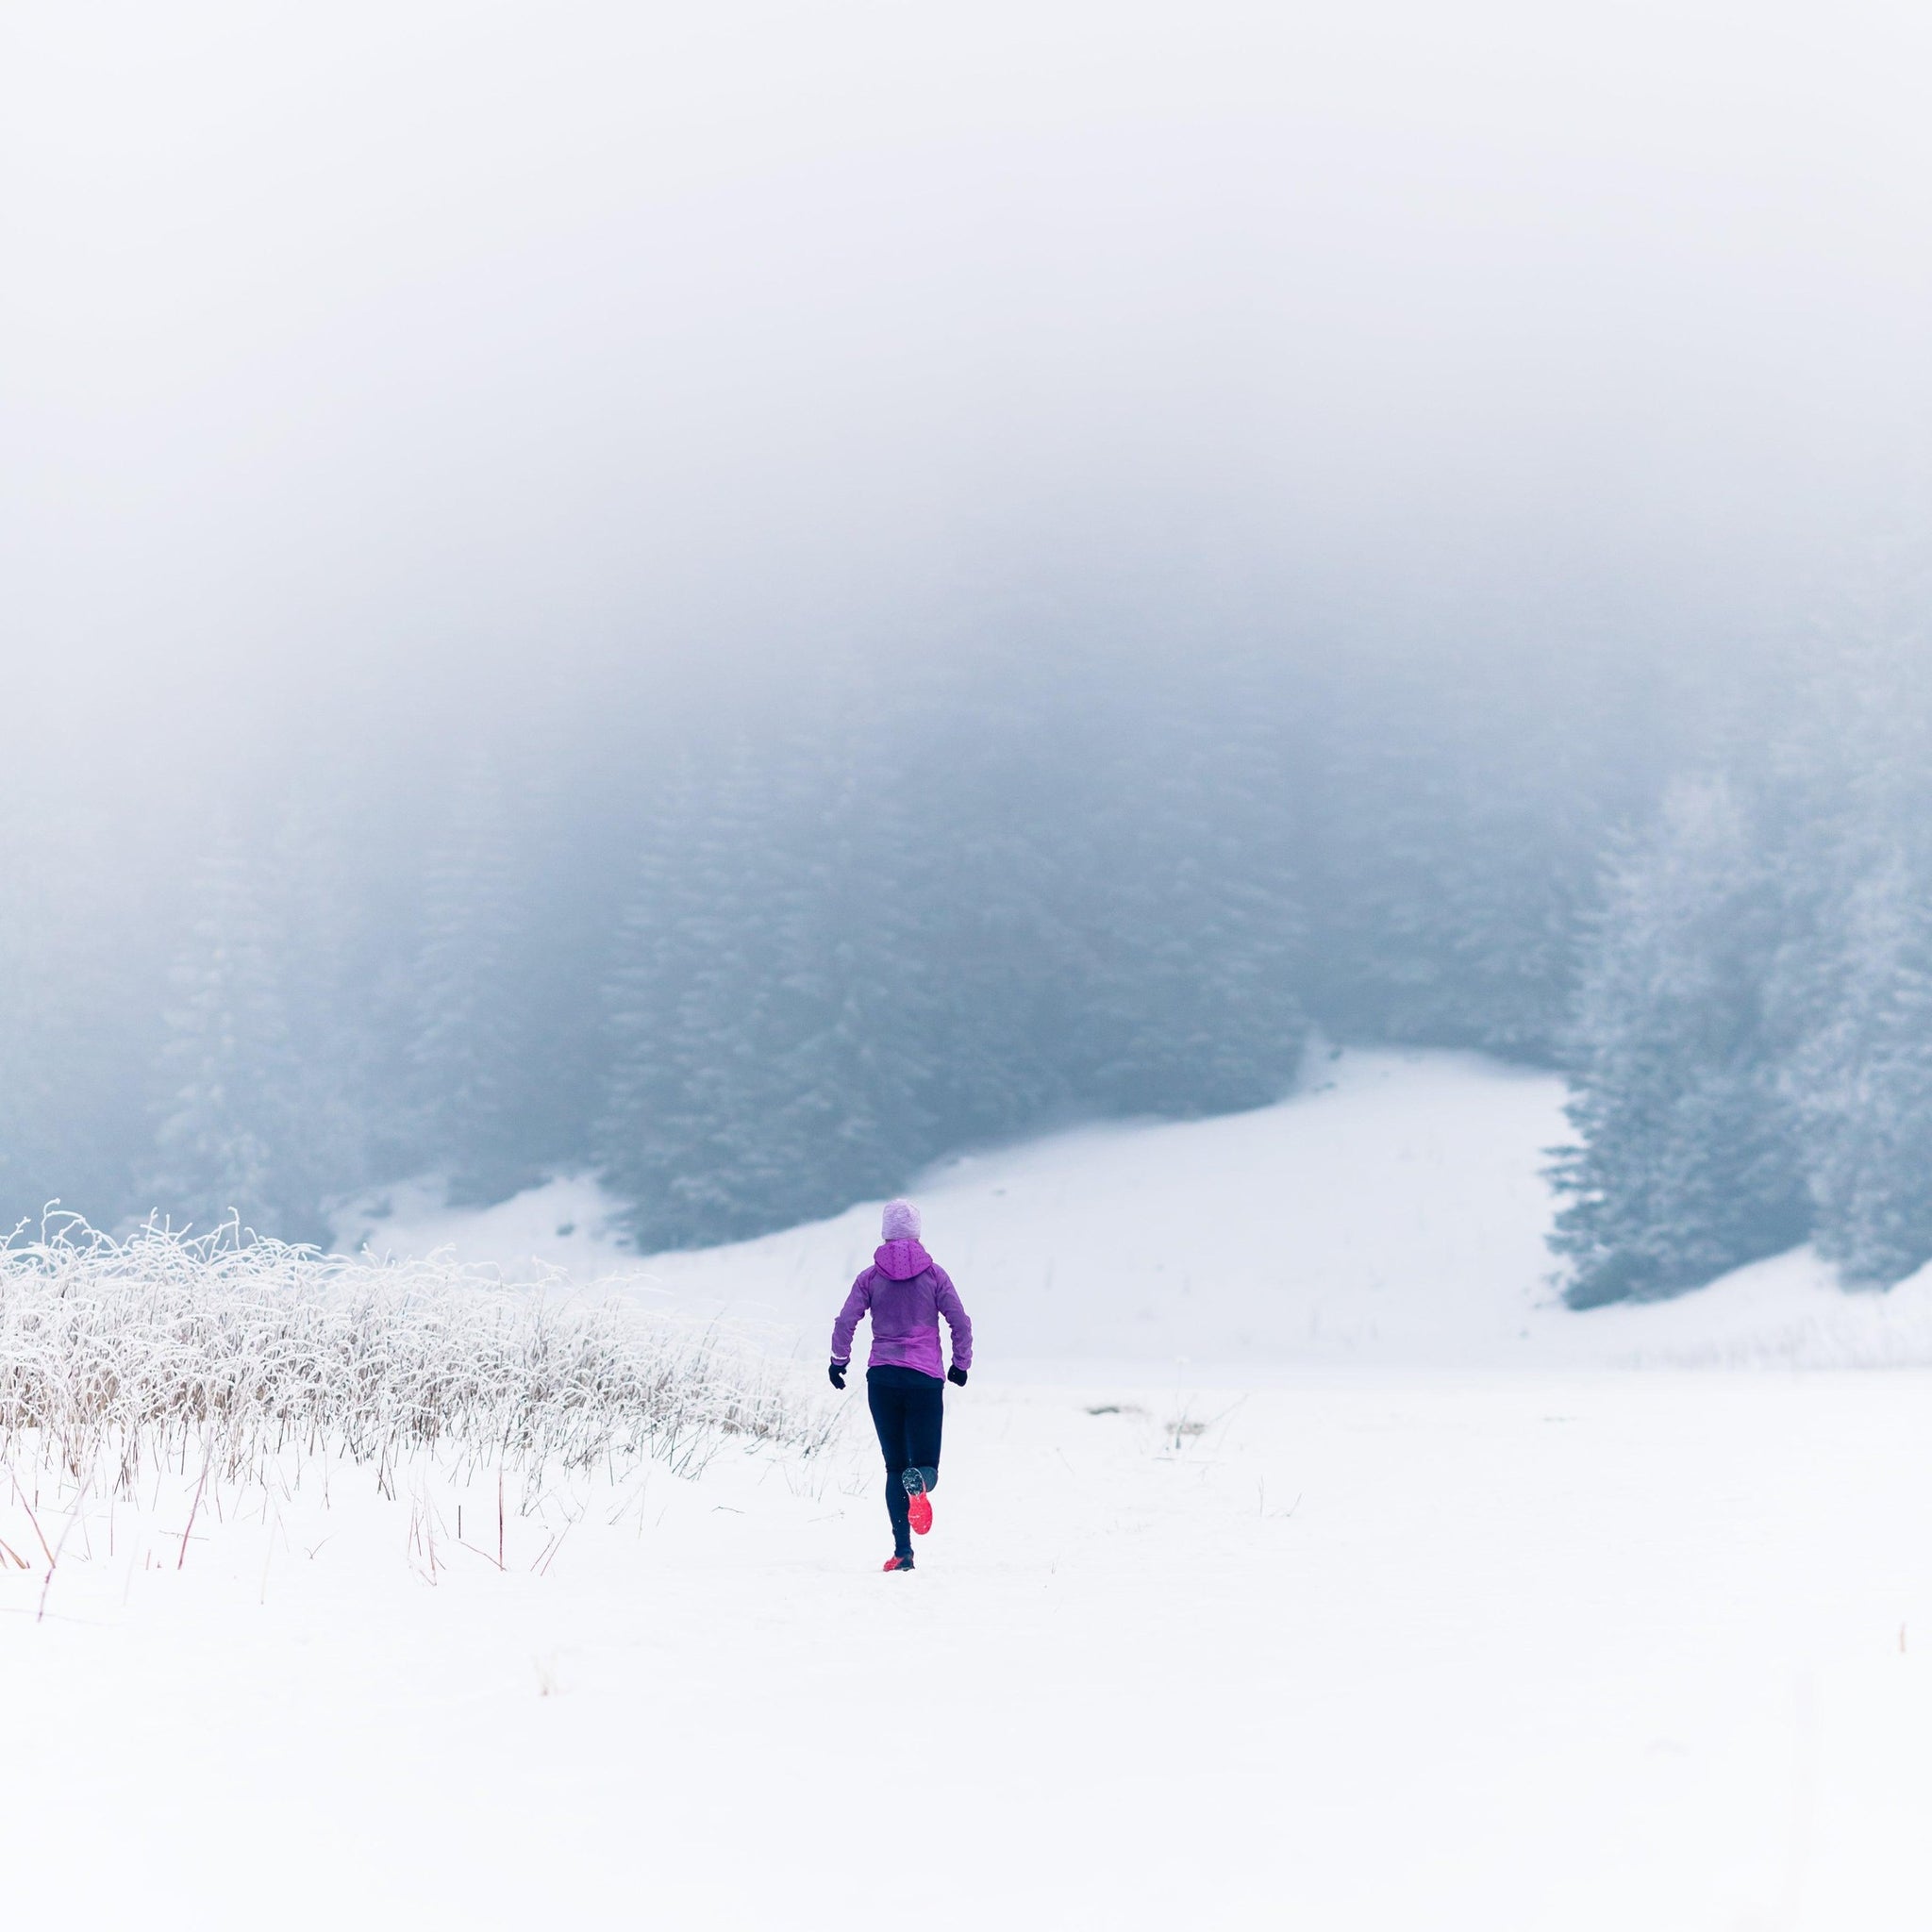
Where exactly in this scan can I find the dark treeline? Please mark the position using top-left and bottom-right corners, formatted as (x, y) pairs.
(8, 600), (1912, 1301)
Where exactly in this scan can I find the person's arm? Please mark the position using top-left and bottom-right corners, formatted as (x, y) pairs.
(934, 1267), (973, 1382)
(829, 1273), (872, 1386)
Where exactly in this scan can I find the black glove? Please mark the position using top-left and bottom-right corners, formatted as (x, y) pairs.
(947, 1365), (968, 1388)
(828, 1360), (847, 1390)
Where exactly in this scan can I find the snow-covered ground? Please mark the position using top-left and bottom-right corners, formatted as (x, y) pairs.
(8, 1371), (1932, 1928)
(17, 1051), (1932, 1927)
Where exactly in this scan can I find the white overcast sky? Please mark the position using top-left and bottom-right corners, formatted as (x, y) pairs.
(5, 1), (1931, 740)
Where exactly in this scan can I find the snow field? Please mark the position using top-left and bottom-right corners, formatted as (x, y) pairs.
(8, 1371), (1932, 1928)
(16, 1051), (1932, 1927)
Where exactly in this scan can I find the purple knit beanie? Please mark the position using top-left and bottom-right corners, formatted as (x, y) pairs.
(881, 1198), (922, 1242)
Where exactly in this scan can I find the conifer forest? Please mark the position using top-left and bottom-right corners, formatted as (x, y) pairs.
(6, 597), (1929, 1303)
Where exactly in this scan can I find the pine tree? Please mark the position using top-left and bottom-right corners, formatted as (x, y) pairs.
(1550, 777), (1810, 1307)
(0, 808), (57, 1223)
(0, 792), (160, 1229)
(261, 787), (387, 1227)
(753, 741), (941, 1220)
(1068, 660), (1308, 1116)
(409, 758), (531, 1204)
(1304, 642), (1656, 1060)
(1784, 850), (1932, 1285)
(1763, 585), (1932, 1285)
(146, 829), (307, 1237)
(593, 853), (675, 1243)
(594, 747), (788, 1245)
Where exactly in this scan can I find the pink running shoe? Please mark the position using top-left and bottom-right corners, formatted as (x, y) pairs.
(882, 1554), (915, 1573)
(903, 1469), (933, 1536)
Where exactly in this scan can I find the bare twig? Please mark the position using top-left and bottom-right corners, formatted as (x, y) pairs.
(177, 1456), (209, 1570)
(10, 1474), (55, 1570)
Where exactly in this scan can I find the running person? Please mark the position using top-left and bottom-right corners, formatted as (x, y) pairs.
(828, 1199), (973, 1573)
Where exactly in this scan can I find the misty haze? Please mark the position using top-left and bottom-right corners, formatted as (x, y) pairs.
(6, 5), (1932, 1926)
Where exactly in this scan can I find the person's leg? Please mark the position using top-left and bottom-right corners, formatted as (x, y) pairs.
(904, 1375), (944, 1497)
(866, 1374), (914, 1557)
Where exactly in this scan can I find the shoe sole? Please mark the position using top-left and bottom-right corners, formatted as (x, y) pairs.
(904, 1470), (934, 1536)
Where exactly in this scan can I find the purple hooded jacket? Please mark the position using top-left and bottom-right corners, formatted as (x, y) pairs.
(831, 1240), (973, 1382)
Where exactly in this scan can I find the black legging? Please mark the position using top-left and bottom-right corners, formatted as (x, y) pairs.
(866, 1365), (944, 1556)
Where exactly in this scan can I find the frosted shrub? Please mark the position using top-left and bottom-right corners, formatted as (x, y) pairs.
(0, 1215), (829, 1495)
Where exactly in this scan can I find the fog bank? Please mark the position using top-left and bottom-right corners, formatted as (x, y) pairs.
(8, 1), (1930, 759)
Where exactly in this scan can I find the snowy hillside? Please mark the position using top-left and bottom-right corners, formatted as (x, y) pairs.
(337, 1047), (1932, 1369)
(624, 1047), (1572, 1366)
(337, 1048), (1561, 1357)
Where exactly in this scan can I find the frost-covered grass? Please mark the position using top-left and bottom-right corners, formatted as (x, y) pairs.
(0, 1216), (832, 1502)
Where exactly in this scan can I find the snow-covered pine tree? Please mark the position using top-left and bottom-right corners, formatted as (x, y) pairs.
(594, 760), (692, 1244)
(750, 730), (941, 1222)
(1304, 641), (1658, 1061)
(1764, 593), (1932, 1287)
(1783, 848), (1932, 1286)
(260, 786), (388, 1225)
(502, 749), (612, 1181)
(870, 642), (1102, 1152)
(1549, 776), (1809, 1307)
(409, 756), (532, 1204)
(1068, 653), (1308, 1116)
(592, 880), (670, 1243)
(0, 805), (56, 1220)
(0, 788), (165, 1228)
(146, 827), (308, 1237)
(594, 746), (791, 1245)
